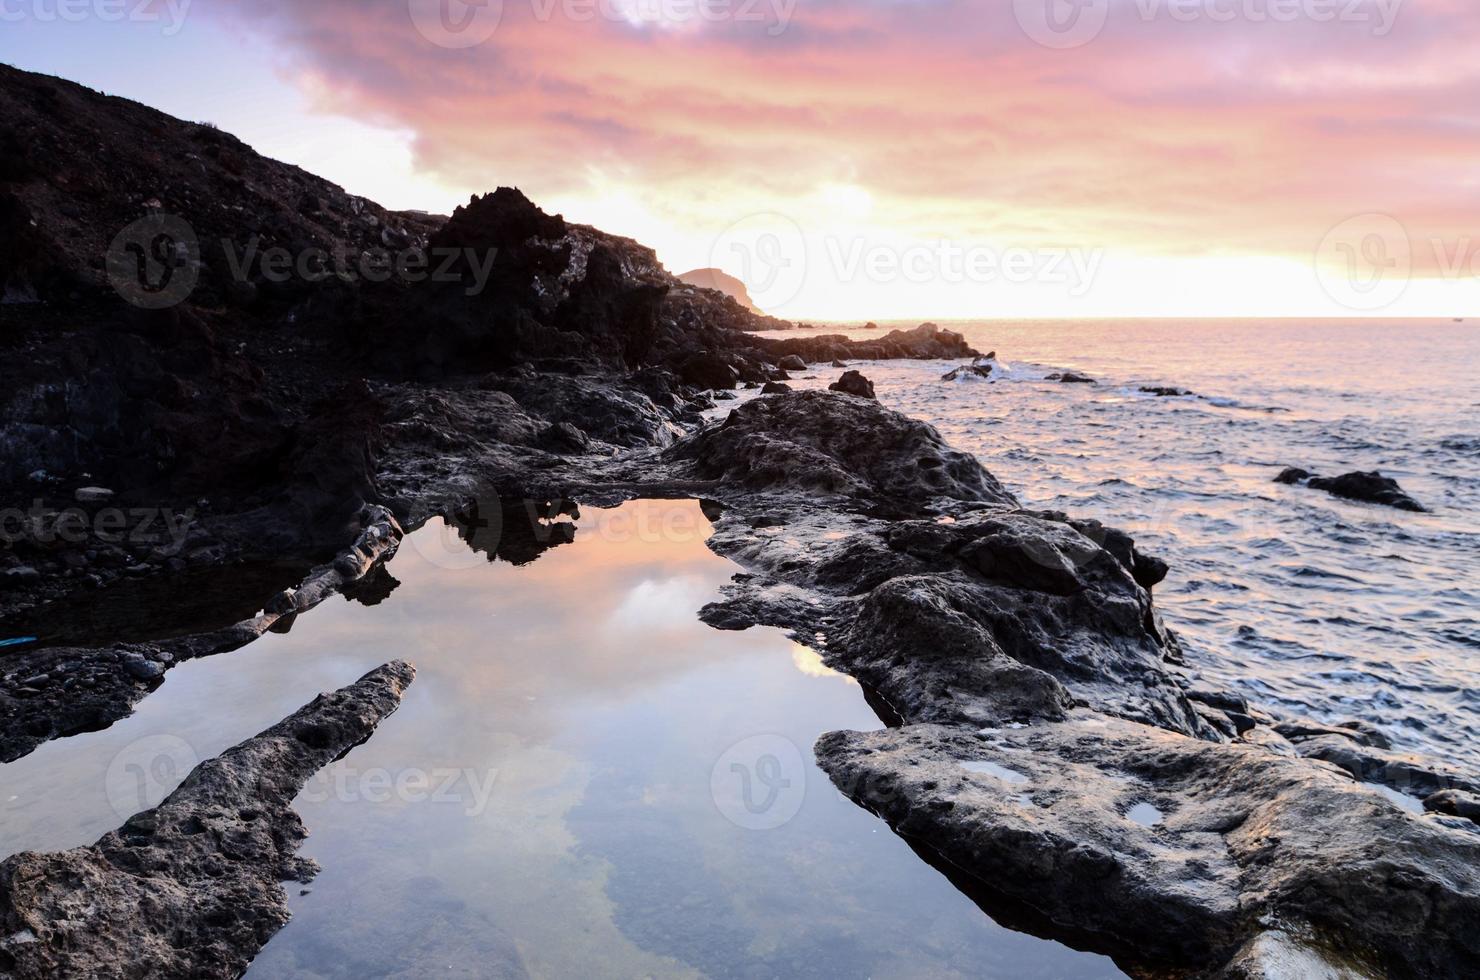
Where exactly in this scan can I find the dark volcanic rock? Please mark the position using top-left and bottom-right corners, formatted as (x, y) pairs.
(756, 323), (978, 364)
(760, 381), (792, 394)
(667, 390), (1015, 511)
(6, 62), (1476, 980)
(1139, 385), (1193, 397)
(0, 661), (415, 979)
(650, 389), (1477, 979)
(1047, 371), (1096, 384)
(815, 718), (1480, 978)
(1275, 468), (1426, 511)
(676, 350), (740, 390)
(0, 506), (404, 763)
(828, 370), (876, 399)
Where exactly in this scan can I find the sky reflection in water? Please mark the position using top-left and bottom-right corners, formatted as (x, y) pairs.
(0, 500), (1122, 979)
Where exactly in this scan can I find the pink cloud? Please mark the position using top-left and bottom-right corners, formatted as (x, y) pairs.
(214, 0), (1480, 268)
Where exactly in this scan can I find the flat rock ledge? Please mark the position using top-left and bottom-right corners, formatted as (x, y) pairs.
(647, 391), (1480, 979)
(0, 660), (416, 980)
(0, 506), (405, 764)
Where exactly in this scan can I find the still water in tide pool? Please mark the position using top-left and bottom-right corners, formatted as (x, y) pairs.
(762, 319), (1480, 771)
(0, 501), (1123, 979)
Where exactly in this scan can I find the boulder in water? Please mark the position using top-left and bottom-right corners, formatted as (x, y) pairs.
(1275, 468), (1425, 512)
(829, 370), (876, 400)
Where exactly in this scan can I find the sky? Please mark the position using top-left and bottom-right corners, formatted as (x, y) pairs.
(3, 0), (1479, 319)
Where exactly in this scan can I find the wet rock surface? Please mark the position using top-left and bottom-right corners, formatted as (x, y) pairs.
(0, 506), (404, 763)
(828, 370), (877, 399)
(0, 661), (415, 979)
(814, 719), (1479, 978)
(3, 62), (1476, 980)
(1275, 468), (1426, 511)
(645, 391), (1480, 978)
(665, 390), (1014, 510)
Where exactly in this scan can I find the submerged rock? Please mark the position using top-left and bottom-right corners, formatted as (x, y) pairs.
(1275, 468), (1426, 512)
(1047, 371), (1096, 384)
(1139, 386), (1193, 397)
(0, 661), (415, 979)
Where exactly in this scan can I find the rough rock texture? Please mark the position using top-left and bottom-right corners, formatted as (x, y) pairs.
(0, 661), (416, 979)
(648, 390), (1480, 979)
(757, 323), (978, 364)
(5, 62), (1477, 980)
(0, 506), (404, 763)
(828, 370), (876, 399)
(1275, 468), (1426, 512)
(815, 719), (1479, 978)
(665, 390), (1015, 511)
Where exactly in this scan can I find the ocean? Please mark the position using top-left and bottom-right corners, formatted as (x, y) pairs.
(762, 319), (1480, 771)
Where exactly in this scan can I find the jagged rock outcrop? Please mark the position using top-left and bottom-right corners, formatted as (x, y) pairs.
(0, 506), (404, 763)
(0, 661), (415, 979)
(666, 390), (1015, 510)
(756, 323), (978, 363)
(1275, 468), (1426, 512)
(650, 390), (1479, 979)
(674, 267), (757, 311)
(829, 370), (876, 399)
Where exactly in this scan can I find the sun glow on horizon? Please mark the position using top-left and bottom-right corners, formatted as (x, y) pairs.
(8, 4), (1480, 321)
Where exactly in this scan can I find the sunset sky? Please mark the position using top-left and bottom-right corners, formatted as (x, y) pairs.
(4, 0), (1478, 319)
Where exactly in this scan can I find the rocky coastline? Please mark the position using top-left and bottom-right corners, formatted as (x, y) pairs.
(3, 63), (1478, 979)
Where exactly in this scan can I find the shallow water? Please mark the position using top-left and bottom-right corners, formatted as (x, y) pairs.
(766, 319), (1480, 771)
(0, 501), (1122, 979)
